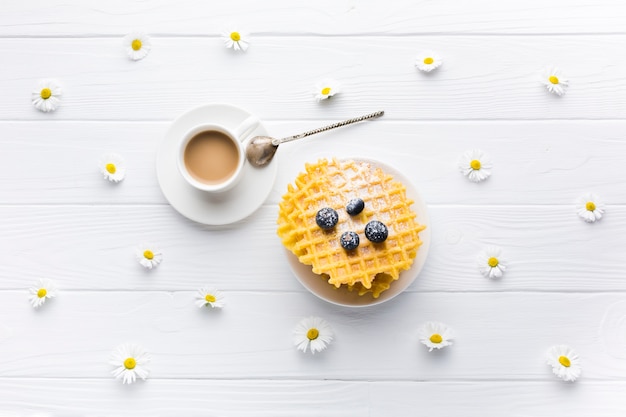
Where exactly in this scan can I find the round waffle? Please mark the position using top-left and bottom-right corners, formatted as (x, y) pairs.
(277, 158), (426, 297)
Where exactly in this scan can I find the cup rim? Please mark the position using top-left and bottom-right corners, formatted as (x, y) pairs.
(177, 123), (245, 193)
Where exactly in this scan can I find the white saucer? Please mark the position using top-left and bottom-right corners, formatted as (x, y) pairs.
(156, 103), (278, 225)
(284, 157), (431, 307)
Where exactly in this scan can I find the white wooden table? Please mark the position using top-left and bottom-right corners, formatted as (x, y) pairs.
(1, 1), (626, 415)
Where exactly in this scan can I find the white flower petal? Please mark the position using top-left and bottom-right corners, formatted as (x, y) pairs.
(110, 343), (151, 385)
(124, 32), (152, 60)
(221, 29), (250, 51)
(313, 79), (341, 101)
(540, 67), (569, 96)
(458, 149), (492, 183)
(415, 50), (443, 72)
(135, 244), (162, 269)
(577, 193), (605, 223)
(293, 316), (334, 354)
(418, 321), (454, 351)
(99, 153), (126, 183)
(32, 79), (62, 113)
(546, 344), (581, 382)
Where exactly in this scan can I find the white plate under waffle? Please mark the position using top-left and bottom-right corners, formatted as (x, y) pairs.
(283, 157), (431, 307)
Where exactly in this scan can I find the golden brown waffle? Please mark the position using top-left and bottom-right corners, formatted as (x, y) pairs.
(278, 158), (425, 296)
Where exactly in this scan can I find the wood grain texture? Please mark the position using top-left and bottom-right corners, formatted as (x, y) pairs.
(0, 205), (624, 292)
(0, 0), (625, 36)
(1, 36), (626, 121)
(1, 120), (625, 205)
(0, 291), (624, 380)
(0, 0), (623, 413)
(0, 379), (623, 417)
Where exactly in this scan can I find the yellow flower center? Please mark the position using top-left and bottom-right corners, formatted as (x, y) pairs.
(307, 328), (319, 340)
(586, 201), (596, 211)
(230, 32), (241, 42)
(429, 333), (443, 343)
(321, 87), (331, 95)
(105, 163), (116, 174)
(470, 159), (482, 170)
(549, 75), (559, 85)
(40, 88), (52, 100)
(558, 355), (571, 368)
(143, 250), (154, 260)
(423, 57), (434, 65)
(37, 288), (47, 298)
(205, 294), (216, 303)
(488, 257), (499, 267)
(131, 39), (142, 51)
(124, 357), (136, 370)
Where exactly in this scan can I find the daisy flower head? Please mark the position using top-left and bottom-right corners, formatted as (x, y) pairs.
(415, 50), (443, 73)
(32, 79), (62, 113)
(110, 343), (151, 384)
(458, 149), (493, 183)
(418, 321), (454, 351)
(195, 287), (225, 309)
(577, 193), (605, 223)
(221, 28), (250, 51)
(313, 79), (341, 101)
(293, 316), (334, 354)
(124, 32), (152, 61)
(546, 345), (581, 382)
(541, 67), (569, 96)
(99, 153), (126, 183)
(477, 246), (506, 279)
(135, 244), (162, 269)
(28, 278), (58, 308)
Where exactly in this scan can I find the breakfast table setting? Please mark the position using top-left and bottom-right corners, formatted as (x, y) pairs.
(1, 1), (626, 415)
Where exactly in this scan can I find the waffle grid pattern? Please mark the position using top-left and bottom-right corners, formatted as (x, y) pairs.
(278, 159), (425, 297)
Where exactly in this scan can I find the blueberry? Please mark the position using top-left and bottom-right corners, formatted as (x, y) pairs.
(340, 231), (360, 250)
(364, 220), (388, 243)
(346, 198), (365, 216)
(315, 207), (338, 230)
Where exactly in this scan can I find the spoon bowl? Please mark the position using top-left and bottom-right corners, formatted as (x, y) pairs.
(246, 136), (278, 168)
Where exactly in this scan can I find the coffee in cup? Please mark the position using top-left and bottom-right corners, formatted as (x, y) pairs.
(184, 130), (240, 185)
(178, 116), (259, 193)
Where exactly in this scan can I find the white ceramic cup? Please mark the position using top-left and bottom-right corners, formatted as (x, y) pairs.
(177, 115), (259, 193)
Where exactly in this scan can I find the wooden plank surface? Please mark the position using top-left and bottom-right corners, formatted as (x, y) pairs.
(1, 120), (625, 205)
(1, 0), (623, 414)
(0, 379), (623, 417)
(0, 204), (623, 292)
(1, 1), (625, 36)
(0, 36), (625, 121)
(0, 291), (624, 380)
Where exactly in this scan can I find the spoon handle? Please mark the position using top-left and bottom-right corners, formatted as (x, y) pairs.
(272, 110), (384, 146)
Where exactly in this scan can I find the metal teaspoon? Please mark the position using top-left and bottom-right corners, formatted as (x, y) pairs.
(245, 110), (384, 168)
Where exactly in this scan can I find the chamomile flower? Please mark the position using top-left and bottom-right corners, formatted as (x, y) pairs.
(221, 28), (250, 51)
(195, 287), (225, 309)
(458, 149), (493, 183)
(293, 316), (334, 354)
(110, 343), (151, 384)
(124, 32), (152, 61)
(577, 193), (605, 223)
(415, 50), (443, 72)
(418, 321), (454, 351)
(28, 278), (58, 308)
(99, 153), (126, 183)
(135, 244), (162, 269)
(32, 79), (62, 113)
(313, 79), (341, 101)
(546, 345), (581, 382)
(541, 67), (569, 96)
(477, 246), (506, 279)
